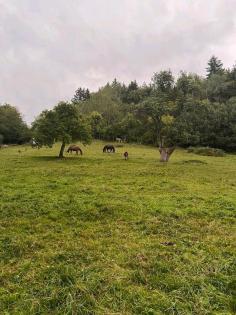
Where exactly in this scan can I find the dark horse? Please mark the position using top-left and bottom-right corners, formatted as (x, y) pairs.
(103, 144), (115, 153)
(124, 151), (128, 160)
(67, 145), (83, 155)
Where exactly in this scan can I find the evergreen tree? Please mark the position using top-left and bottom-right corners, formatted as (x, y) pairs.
(206, 56), (224, 78)
(127, 80), (138, 91)
(72, 87), (90, 103)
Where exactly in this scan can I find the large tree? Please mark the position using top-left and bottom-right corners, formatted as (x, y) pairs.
(32, 102), (92, 158)
(152, 70), (175, 93)
(138, 96), (177, 162)
(0, 104), (30, 144)
(176, 72), (205, 99)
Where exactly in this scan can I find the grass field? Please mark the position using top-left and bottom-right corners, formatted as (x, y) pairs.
(0, 141), (235, 315)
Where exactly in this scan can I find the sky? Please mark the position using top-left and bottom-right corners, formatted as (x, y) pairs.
(0, 0), (236, 123)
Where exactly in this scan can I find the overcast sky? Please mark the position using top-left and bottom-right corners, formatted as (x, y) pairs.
(0, 0), (236, 123)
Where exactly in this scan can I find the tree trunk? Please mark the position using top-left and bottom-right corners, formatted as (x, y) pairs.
(59, 142), (66, 158)
(159, 147), (175, 162)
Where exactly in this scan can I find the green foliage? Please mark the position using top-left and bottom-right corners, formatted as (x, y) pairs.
(66, 57), (236, 152)
(88, 111), (104, 139)
(4, 55), (235, 153)
(187, 146), (226, 157)
(206, 55), (224, 78)
(176, 72), (206, 98)
(206, 73), (230, 102)
(32, 102), (92, 157)
(137, 96), (177, 146)
(152, 70), (174, 93)
(173, 97), (236, 151)
(0, 134), (3, 145)
(0, 104), (30, 144)
(71, 87), (90, 103)
(0, 142), (235, 314)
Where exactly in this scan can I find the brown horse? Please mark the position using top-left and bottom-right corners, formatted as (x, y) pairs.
(124, 151), (128, 160)
(67, 145), (83, 155)
(103, 144), (115, 153)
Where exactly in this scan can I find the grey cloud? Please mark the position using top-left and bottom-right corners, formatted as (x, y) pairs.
(0, 0), (235, 123)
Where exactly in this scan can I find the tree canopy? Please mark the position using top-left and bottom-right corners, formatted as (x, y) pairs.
(72, 87), (90, 103)
(32, 102), (92, 157)
(72, 56), (236, 157)
(206, 56), (224, 78)
(0, 104), (30, 144)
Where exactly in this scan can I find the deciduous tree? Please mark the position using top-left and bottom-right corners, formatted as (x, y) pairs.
(32, 102), (92, 158)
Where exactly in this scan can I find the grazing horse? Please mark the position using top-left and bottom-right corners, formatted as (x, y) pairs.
(67, 145), (83, 155)
(124, 151), (128, 160)
(103, 144), (115, 153)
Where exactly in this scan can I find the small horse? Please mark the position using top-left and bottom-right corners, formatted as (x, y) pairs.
(67, 145), (83, 155)
(103, 144), (115, 153)
(124, 151), (128, 160)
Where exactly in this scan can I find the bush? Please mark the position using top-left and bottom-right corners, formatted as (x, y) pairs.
(187, 146), (225, 157)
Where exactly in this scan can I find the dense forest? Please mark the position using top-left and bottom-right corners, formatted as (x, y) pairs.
(74, 56), (236, 151)
(1, 56), (236, 151)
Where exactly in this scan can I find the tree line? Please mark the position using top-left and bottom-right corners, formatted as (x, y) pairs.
(1, 56), (236, 159)
(74, 56), (236, 153)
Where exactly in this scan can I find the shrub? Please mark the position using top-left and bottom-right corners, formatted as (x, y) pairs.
(187, 146), (225, 157)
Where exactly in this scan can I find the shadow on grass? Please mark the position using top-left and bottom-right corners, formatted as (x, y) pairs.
(175, 159), (207, 165)
(29, 156), (73, 162)
(29, 155), (100, 164)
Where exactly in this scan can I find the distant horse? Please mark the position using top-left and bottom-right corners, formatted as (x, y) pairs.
(103, 144), (115, 153)
(116, 137), (122, 143)
(31, 139), (41, 149)
(67, 145), (83, 155)
(124, 151), (128, 160)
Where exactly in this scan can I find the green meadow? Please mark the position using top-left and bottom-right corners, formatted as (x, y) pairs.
(0, 142), (235, 315)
